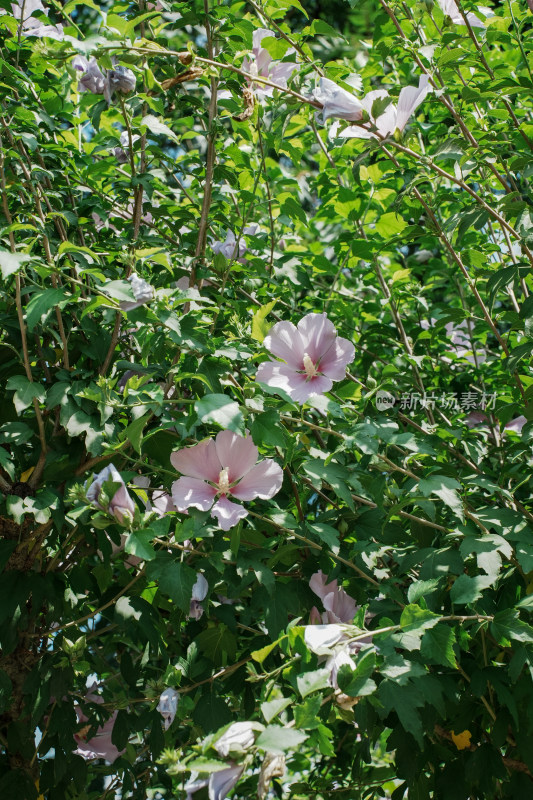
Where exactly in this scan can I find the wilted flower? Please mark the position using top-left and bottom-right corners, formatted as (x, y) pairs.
(87, 464), (136, 524)
(336, 76), (430, 140)
(157, 687), (179, 730)
(73, 56), (106, 94)
(171, 430), (283, 531)
(309, 570), (358, 624)
(184, 764), (244, 800)
(119, 273), (154, 312)
(213, 721), (256, 757)
(189, 573), (208, 620)
(256, 312), (355, 404)
(105, 66), (136, 103)
(314, 77), (364, 122)
(437, 0), (485, 27)
(243, 28), (298, 99)
(73, 686), (125, 763)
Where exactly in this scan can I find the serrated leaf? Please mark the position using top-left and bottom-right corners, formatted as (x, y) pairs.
(296, 667), (331, 698)
(6, 376), (46, 414)
(450, 573), (493, 605)
(195, 394), (244, 433)
(255, 725), (308, 754)
(261, 696), (292, 723)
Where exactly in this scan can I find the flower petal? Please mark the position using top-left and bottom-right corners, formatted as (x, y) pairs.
(208, 764), (244, 800)
(231, 459), (283, 501)
(171, 477), (217, 512)
(319, 336), (355, 380)
(289, 373), (333, 404)
(297, 313), (337, 362)
(211, 497), (248, 531)
(309, 570), (338, 601)
(256, 361), (333, 403)
(304, 624), (344, 655)
(214, 430), (258, 483)
(171, 439), (221, 482)
(395, 75), (430, 133)
(263, 320), (305, 368)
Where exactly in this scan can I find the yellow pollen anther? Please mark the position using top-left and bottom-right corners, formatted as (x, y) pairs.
(303, 353), (318, 379)
(218, 468), (230, 494)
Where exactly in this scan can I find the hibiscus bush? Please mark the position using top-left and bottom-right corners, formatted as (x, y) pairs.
(2, 0), (533, 797)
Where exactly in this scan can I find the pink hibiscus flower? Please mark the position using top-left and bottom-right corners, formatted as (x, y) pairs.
(256, 312), (355, 404)
(170, 430), (283, 531)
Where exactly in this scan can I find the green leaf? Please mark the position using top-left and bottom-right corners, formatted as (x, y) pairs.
(255, 725), (308, 754)
(306, 522), (339, 550)
(196, 625), (237, 665)
(251, 300), (277, 343)
(146, 554), (196, 613)
(293, 694), (323, 729)
(375, 212), (407, 237)
(418, 475), (464, 521)
(0, 250), (30, 279)
(250, 410), (286, 447)
(141, 115), (178, 142)
(337, 650), (376, 697)
(123, 414), (150, 454)
(379, 680), (424, 746)
(490, 610), (533, 644)
(296, 667), (331, 698)
(303, 460), (355, 511)
(25, 288), (67, 331)
(5, 376), (46, 414)
(195, 394), (244, 433)
(261, 696), (292, 723)
(420, 625), (457, 668)
(450, 573), (493, 605)
(124, 530), (156, 561)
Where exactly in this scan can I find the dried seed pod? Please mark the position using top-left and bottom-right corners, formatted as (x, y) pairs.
(233, 87), (255, 122)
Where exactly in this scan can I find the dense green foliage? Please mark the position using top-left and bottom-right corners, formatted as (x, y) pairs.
(2, 0), (533, 798)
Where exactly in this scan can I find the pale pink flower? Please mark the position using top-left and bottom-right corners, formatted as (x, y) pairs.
(256, 312), (355, 404)
(243, 28), (298, 99)
(73, 687), (124, 762)
(437, 0), (485, 27)
(157, 687), (179, 730)
(87, 465), (136, 524)
(337, 76), (430, 140)
(309, 570), (357, 624)
(171, 430), (283, 531)
(189, 573), (208, 620)
(314, 77), (364, 122)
